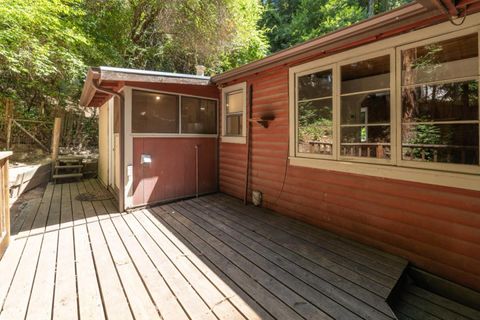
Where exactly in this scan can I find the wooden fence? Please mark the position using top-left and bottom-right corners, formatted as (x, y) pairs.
(0, 99), (98, 153)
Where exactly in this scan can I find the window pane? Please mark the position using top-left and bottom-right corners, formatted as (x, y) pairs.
(181, 97), (217, 134)
(298, 70), (332, 100)
(340, 126), (391, 159)
(402, 124), (479, 164)
(132, 91), (179, 133)
(226, 91), (243, 114)
(402, 34), (478, 86)
(341, 91), (390, 125)
(341, 55), (390, 94)
(226, 114), (242, 136)
(402, 81), (478, 122)
(298, 99), (333, 155)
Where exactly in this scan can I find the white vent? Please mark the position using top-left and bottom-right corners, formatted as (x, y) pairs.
(195, 65), (206, 76)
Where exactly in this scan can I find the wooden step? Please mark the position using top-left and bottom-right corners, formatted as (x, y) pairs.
(52, 173), (83, 179)
(55, 165), (83, 169)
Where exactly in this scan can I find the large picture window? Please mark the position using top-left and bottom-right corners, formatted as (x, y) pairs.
(400, 34), (479, 166)
(340, 55), (391, 160)
(181, 97), (217, 134)
(132, 91), (179, 133)
(297, 69), (333, 156)
(291, 29), (480, 178)
(132, 90), (217, 135)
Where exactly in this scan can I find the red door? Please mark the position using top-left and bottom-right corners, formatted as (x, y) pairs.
(132, 137), (217, 206)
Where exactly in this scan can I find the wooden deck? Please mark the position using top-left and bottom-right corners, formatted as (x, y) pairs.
(0, 179), (410, 320)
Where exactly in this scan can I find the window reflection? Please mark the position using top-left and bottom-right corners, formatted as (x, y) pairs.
(340, 55), (391, 159)
(401, 34), (479, 165)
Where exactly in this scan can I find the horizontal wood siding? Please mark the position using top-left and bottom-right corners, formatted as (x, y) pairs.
(218, 65), (480, 292)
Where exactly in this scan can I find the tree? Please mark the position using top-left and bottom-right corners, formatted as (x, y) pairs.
(81, 0), (268, 74)
(260, 0), (411, 53)
(0, 0), (90, 117)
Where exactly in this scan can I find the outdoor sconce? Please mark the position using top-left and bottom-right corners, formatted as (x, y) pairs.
(141, 154), (152, 165)
(249, 113), (275, 128)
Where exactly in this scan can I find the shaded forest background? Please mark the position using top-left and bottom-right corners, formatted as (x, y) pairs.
(0, 0), (409, 151)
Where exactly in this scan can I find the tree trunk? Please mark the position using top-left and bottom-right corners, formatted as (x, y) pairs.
(368, 0), (375, 17)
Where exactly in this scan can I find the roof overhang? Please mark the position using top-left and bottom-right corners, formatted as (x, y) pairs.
(80, 67), (212, 107)
(211, 0), (480, 84)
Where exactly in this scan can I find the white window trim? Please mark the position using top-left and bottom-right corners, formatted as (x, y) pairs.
(288, 17), (480, 191)
(221, 82), (247, 144)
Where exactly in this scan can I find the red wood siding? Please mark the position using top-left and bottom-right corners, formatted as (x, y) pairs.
(133, 137), (217, 206)
(218, 65), (480, 292)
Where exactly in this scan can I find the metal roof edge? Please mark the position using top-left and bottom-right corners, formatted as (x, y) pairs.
(98, 66), (211, 81)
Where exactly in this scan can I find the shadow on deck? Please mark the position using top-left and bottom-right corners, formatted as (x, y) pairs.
(4, 179), (474, 319)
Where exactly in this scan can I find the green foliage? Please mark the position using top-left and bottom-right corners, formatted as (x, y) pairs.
(261, 0), (412, 53)
(298, 102), (332, 142)
(0, 0), (268, 149)
(0, 0), (90, 112)
(0, 0), (415, 151)
(409, 124), (442, 161)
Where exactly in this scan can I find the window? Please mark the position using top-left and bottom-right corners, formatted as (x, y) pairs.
(225, 91), (243, 136)
(290, 28), (480, 184)
(132, 91), (179, 133)
(400, 34), (479, 166)
(181, 97), (217, 134)
(340, 55), (391, 160)
(297, 69), (334, 156)
(132, 89), (217, 135)
(222, 82), (246, 143)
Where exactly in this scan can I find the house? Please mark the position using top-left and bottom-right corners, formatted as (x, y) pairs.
(79, 0), (480, 294)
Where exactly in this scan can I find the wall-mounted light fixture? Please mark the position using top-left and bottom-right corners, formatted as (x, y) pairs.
(249, 113), (275, 128)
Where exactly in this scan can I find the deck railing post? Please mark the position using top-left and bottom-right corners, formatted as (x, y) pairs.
(51, 117), (62, 178)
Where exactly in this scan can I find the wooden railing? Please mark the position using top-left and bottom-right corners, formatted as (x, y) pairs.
(402, 144), (478, 163)
(308, 141), (333, 155)
(341, 142), (390, 159)
(0, 151), (12, 259)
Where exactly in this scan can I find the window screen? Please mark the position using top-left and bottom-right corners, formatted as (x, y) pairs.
(181, 97), (217, 134)
(132, 90), (179, 133)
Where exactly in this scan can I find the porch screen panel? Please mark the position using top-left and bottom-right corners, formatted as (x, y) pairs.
(297, 69), (334, 155)
(340, 55), (391, 159)
(401, 34), (479, 165)
(181, 97), (217, 134)
(132, 90), (179, 133)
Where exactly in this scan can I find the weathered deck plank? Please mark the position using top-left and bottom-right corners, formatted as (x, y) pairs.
(139, 209), (274, 320)
(183, 198), (394, 319)
(1, 180), (412, 320)
(0, 184), (54, 320)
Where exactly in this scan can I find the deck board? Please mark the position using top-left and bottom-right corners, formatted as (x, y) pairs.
(183, 198), (394, 319)
(0, 180), (410, 320)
